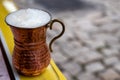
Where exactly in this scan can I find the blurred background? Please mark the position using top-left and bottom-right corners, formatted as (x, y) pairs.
(13, 0), (120, 80)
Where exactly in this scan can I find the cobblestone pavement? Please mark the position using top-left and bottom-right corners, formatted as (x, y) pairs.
(14, 0), (120, 80)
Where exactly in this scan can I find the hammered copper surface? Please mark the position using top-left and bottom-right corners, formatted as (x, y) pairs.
(11, 26), (51, 76)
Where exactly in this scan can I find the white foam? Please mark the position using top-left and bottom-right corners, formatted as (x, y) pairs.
(6, 8), (51, 28)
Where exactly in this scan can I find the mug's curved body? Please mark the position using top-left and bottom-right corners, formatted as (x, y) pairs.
(5, 8), (65, 76)
(11, 26), (50, 76)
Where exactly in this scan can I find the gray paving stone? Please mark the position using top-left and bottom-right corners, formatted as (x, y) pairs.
(113, 63), (120, 73)
(65, 32), (75, 41)
(86, 11), (105, 21)
(104, 36), (119, 47)
(100, 23), (120, 33)
(92, 17), (111, 26)
(75, 51), (103, 65)
(74, 31), (91, 42)
(84, 40), (105, 50)
(78, 19), (98, 32)
(78, 72), (101, 80)
(85, 62), (105, 73)
(103, 0), (120, 16)
(103, 56), (120, 66)
(115, 30), (120, 37)
(61, 62), (82, 76)
(110, 44), (120, 50)
(52, 52), (68, 63)
(91, 33), (111, 43)
(63, 72), (73, 80)
(99, 68), (120, 80)
(60, 41), (82, 57)
(102, 48), (119, 57)
(91, 33), (119, 46)
(77, 47), (90, 54)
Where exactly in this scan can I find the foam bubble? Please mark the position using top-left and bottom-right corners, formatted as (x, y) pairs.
(6, 8), (51, 28)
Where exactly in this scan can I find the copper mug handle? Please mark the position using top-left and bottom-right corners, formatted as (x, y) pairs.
(48, 19), (65, 52)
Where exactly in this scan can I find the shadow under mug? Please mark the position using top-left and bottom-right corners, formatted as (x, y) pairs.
(5, 9), (65, 76)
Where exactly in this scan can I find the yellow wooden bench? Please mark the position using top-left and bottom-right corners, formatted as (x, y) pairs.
(0, 0), (66, 80)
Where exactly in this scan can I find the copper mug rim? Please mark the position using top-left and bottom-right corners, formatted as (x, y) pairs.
(5, 8), (52, 29)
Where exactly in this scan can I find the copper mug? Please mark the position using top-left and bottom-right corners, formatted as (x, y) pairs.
(5, 9), (65, 76)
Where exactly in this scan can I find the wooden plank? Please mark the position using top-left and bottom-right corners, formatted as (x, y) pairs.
(0, 31), (20, 80)
(0, 47), (10, 80)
